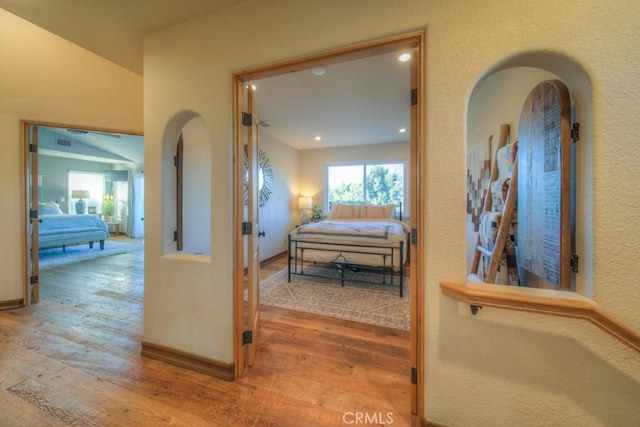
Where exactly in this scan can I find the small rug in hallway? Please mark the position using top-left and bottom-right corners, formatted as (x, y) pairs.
(260, 267), (409, 330)
(39, 238), (144, 270)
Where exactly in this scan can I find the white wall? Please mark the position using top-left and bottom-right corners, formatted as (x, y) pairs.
(182, 116), (212, 255)
(258, 132), (298, 261)
(0, 9), (143, 302)
(143, 0), (640, 425)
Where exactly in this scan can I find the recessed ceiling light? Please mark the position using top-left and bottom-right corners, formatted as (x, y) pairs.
(399, 128), (407, 133)
(314, 136), (322, 141)
(311, 66), (326, 76)
(398, 53), (411, 62)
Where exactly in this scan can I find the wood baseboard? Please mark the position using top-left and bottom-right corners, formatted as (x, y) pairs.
(261, 251), (287, 266)
(423, 417), (448, 427)
(141, 341), (235, 381)
(244, 250), (287, 274)
(0, 298), (25, 311)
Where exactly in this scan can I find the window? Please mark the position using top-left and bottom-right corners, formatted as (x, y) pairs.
(326, 161), (405, 209)
(68, 171), (105, 214)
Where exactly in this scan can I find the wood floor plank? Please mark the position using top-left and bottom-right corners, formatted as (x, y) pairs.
(260, 304), (410, 347)
(0, 248), (414, 426)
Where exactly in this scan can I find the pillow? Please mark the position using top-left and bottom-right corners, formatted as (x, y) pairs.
(362, 203), (396, 219)
(330, 203), (360, 220)
(38, 201), (63, 215)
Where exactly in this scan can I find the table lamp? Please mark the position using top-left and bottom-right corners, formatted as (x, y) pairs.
(72, 189), (90, 214)
(298, 196), (312, 224)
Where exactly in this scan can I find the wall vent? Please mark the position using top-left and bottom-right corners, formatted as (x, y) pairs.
(56, 139), (71, 147)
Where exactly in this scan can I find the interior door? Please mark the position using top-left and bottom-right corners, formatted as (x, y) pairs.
(27, 125), (41, 304)
(234, 81), (261, 376)
(408, 48), (421, 415)
(245, 86), (261, 366)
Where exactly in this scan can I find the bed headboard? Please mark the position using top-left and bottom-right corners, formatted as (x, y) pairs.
(327, 202), (403, 220)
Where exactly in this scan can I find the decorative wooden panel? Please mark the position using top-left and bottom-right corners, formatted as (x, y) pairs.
(517, 80), (573, 289)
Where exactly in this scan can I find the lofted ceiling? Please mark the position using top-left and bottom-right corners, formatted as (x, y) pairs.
(36, 126), (144, 165)
(3, 0), (410, 155)
(0, 0), (252, 76)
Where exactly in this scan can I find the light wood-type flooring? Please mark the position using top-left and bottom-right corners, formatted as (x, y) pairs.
(0, 246), (413, 426)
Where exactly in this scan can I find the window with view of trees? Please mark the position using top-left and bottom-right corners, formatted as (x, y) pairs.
(327, 162), (405, 208)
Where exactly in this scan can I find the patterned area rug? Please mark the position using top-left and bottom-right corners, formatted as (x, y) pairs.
(260, 266), (409, 330)
(39, 238), (144, 270)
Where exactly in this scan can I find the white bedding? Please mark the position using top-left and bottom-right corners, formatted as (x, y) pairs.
(289, 219), (410, 269)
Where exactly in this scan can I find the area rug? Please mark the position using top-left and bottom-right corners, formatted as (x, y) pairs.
(39, 238), (144, 270)
(260, 266), (409, 330)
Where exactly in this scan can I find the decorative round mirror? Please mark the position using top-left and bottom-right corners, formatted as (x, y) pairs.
(244, 149), (273, 207)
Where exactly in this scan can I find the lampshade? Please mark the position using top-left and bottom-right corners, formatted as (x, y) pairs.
(71, 189), (90, 199)
(298, 196), (312, 210)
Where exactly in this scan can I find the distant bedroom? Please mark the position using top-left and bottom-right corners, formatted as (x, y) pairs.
(27, 125), (144, 274)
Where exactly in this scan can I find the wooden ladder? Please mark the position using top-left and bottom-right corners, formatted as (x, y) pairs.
(469, 124), (518, 284)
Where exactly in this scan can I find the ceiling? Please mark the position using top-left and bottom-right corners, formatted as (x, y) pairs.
(252, 52), (411, 150)
(36, 127), (144, 165)
(0, 0), (252, 76)
(3, 0), (410, 155)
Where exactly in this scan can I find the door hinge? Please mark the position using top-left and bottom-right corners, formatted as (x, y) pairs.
(29, 209), (38, 219)
(571, 122), (580, 142)
(242, 330), (253, 345)
(571, 253), (579, 273)
(242, 221), (253, 235)
(411, 367), (417, 385)
(173, 230), (178, 241)
(411, 228), (418, 245)
(30, 275), (38, 285)
(411, 88), (418, 106)
(242, 112), (253, 127)
(173, 155), (179, 167)
(29, 144), (38, 153)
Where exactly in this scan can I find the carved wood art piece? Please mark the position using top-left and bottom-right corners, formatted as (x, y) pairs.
(517, 79), (574, 289)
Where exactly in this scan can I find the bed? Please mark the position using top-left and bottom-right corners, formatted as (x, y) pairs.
(288, 202), (410, 296)
(37, 201), (110, 251)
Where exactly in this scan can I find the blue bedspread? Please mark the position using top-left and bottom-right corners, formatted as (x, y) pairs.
(39, 214), (109, 247)
(39, 214), (109, 234)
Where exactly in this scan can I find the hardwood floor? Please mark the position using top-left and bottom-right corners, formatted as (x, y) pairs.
(0, 250), (413, 426)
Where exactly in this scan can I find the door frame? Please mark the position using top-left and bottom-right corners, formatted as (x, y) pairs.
(21, 120), (143, 306)
(232, 31), (425, 416)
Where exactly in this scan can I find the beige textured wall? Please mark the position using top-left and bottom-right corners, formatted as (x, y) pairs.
(0, 9), (142, 301)
(143, 0), (640, 425)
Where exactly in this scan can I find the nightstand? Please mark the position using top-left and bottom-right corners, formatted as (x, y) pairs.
(108, 222), (122, 235)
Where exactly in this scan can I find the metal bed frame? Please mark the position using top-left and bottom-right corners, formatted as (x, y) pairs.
(287, 237), (405, 297)
(287, 203), (406, 297)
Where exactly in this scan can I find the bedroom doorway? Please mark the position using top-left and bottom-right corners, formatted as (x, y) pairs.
(22, 121), (144, 305)
(233, 32), (425, 416)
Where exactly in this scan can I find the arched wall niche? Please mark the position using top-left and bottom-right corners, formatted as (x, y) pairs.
(466, 51), (593, 298)
(162, 111), (212, 256)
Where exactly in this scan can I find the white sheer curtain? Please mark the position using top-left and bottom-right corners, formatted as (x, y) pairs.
(127, 171), (144, 238)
